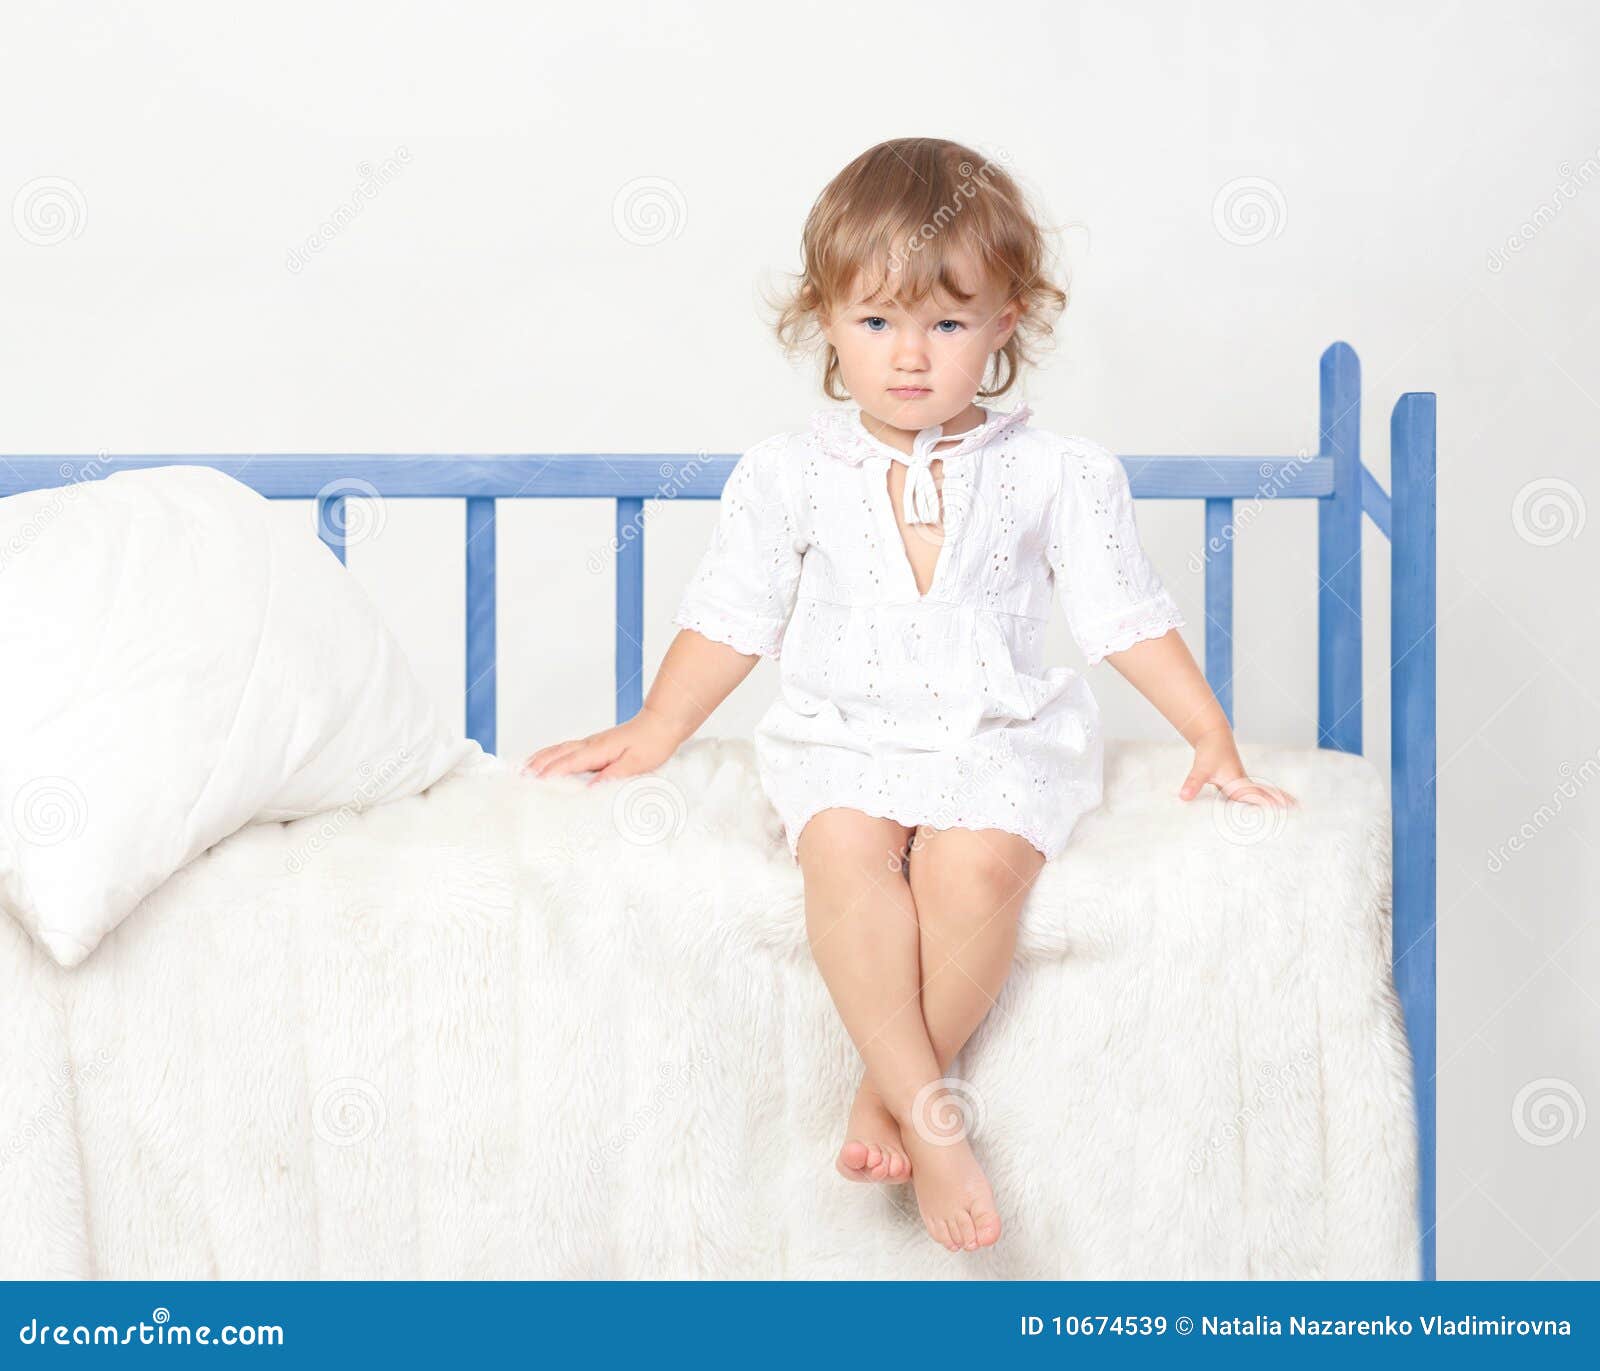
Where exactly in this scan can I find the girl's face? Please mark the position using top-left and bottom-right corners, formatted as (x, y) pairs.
(822, 253), (1020, 434)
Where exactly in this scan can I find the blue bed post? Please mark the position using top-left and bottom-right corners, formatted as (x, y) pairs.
(465, 497), (497, 754)
(615, 497), (645, 725)
(1318, 342), (1362, 753)
(1390, 392), (1438, 1281)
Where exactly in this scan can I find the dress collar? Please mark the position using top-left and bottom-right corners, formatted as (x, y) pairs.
(809, 401), (1033, 468)
(807, 401), (1034, 525)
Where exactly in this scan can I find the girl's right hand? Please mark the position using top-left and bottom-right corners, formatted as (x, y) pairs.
(518, 707), (686, 787)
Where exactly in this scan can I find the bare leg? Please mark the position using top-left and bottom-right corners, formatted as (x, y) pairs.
(853, 824), (1044, 1089)
(850, 824), (1046, 1249)
(799, 809), (1030, 1252)
(798, 809), (919, 1188)
(906, 825), (1045, 1075)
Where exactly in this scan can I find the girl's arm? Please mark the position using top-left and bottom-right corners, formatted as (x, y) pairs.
(524, 434), (805, 786)
(1105, 630), (1297, 808)
(1048, 436), (1294, 810)
(521, 629), (758, 784)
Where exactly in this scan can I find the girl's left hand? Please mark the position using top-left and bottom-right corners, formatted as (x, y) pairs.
(1179, 728), (1299, 808)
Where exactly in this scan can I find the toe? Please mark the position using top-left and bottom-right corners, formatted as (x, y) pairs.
(836, 1140), (870, 1179)
(956, 1210), (978, 1250)
(973, 1205), (1002, 1248)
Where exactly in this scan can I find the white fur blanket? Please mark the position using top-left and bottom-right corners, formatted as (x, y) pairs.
(0, 738), (1418, 1279)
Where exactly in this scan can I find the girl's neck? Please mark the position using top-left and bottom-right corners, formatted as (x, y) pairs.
(859, 402), (986, 456)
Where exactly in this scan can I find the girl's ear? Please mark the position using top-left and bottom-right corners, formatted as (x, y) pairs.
(993, 297), (1022, 347)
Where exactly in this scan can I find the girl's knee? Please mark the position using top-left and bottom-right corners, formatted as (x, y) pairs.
(797, 807), (914, 878)
(907, 828), (1042, 910)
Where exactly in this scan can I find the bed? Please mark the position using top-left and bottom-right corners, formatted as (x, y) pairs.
(0, 341), (1437, 1279)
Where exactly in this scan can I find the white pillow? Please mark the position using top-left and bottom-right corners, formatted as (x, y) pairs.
(0, 465), (486, 968)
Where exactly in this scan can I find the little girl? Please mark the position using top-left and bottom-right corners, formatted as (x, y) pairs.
(523, 137), (1296, 1256)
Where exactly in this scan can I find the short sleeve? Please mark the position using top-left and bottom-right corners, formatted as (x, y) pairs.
(1047, 438), (1186, 666)
(672, 435), (806, 659)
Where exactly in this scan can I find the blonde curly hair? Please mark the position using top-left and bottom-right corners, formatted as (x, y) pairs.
(768, 137), (1069, 402)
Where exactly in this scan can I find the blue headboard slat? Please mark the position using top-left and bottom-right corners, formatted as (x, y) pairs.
(615, 497), (645, 725)
(1317, 342), (1364, 754)
(1389, 391), (1438, 1282)
(1203, 497), (1235, 728)
(465, 497), (497, 754)
(317, 494), (347, 566)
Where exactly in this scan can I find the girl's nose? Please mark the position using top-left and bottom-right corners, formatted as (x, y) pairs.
(892, 333), (929, 368)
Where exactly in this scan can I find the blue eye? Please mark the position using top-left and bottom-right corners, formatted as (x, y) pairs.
(935, 320), (964, 334)
(862, 316), (887, 332)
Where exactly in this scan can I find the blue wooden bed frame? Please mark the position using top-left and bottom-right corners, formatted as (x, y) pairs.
(1, 340), (1437, 1280)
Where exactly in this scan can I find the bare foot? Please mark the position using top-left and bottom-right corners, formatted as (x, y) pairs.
(899, 1128), (1001, 1252)
(834, 1083), (912, 1184)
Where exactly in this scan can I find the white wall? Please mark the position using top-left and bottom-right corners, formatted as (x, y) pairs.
(3, 0), (1595, 1278)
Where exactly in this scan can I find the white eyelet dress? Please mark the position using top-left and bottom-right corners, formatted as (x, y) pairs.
(670, 403), (1187, 862)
